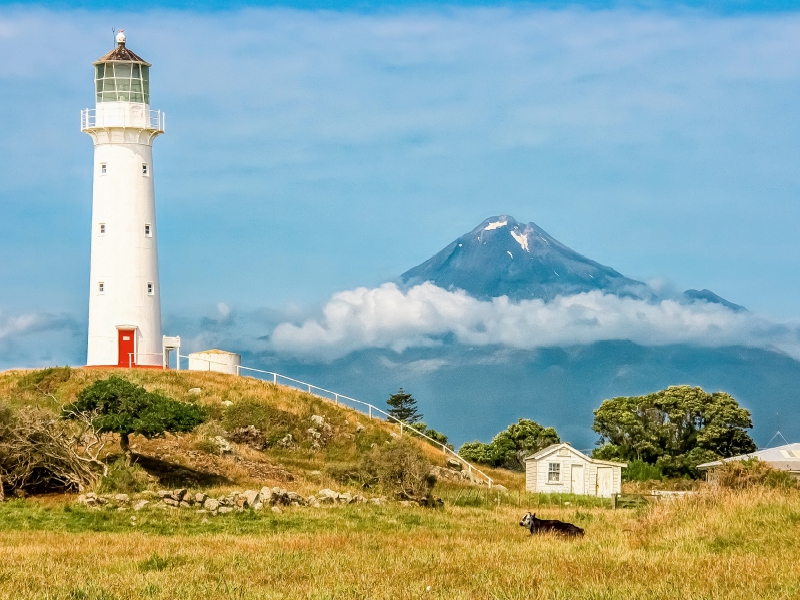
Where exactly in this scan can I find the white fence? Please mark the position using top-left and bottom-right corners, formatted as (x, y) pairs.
(177, 353), (493, 487)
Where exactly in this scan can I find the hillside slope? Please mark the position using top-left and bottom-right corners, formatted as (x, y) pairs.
(0, 368), (519, 494)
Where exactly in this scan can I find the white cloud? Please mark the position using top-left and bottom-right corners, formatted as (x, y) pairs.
(269, 283), (800, 361)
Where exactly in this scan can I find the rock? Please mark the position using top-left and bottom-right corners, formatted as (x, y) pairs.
(213, 436), (234, 454)
(133, 500), (150, 511)
(140, 490), (157, 498)
(338, 492), (353, 504)
(446, 457), (463, 471)
(309, 471), (322, 478)
(317, 489), (339, 504)
(259, 487), (273, 504)
(173, 489), (188, 501)
(286, 492), (305, 505)
(114, 494), (130, 503)
(221, 400), (233, 407)
(162, 498), (179, 507)
(194, 492), (207, 504)
(253, 502), (263, 510)
(242, 490), (259, 507)
(157, 490), (172, 499)
(228, 425), (267, 450)
(201, 518), (210, 524)
(218, 506), (234, 514)
(271, 506), (282, 514)
(277, 434), (294, 448)
(203, 498), (220, 511)
(188, 388), (202, 394)
(306, 428), (322, 440)
(179, 501), (191, 509)
(310, 415), (326, 428)
(356, 423), (366, 433)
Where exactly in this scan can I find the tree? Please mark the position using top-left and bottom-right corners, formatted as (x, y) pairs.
(592, 385), (756, 477)
(458, 418), (560, 470)
(386, 388), (422, 424)
(63, 376), (205, 455)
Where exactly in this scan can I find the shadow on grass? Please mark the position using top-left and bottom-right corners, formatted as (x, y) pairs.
(128, 453), (232, 488)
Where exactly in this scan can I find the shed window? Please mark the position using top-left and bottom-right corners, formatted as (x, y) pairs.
(548, 462), (560, 482)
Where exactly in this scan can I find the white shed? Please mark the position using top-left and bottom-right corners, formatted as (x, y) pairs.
(188, 349), (241, 375)
(524, 443), (626, 497)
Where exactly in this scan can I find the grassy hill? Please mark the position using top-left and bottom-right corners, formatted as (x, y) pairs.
(0, 366), (521, 496)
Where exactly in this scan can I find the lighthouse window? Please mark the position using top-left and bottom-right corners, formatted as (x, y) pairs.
(99, 223), (106, 235)
(147, 282), (154, 295)
(98, 282), (105, 294)
(100, 163), (107, 175)
(144, 223), (151, 237)
(96, 62), (150, 104)
(142, 163), (149, 176)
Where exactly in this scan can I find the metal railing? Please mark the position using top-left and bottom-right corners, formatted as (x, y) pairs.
(81, 108), (165, 132)
(127, 352), (166, 368)
(178, 353), (493, 487)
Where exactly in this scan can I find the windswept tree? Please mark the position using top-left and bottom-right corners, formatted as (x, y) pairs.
(63, 376), (205, 455)
(592, 385), (756, 477)
(386, 388), (422, 424)
(459, 418), (560, 470)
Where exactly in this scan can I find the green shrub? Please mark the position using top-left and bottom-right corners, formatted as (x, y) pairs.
(359, 438), (435, 502)
(16, 367), (72, 396)
(222, 400), (299, 445)
(623, 460), (664, 482)
(715, 458), (798, 490)
(96, 457), (152, 493)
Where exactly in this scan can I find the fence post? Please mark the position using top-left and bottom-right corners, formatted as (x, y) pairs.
(368, 406), (372, 419)
(273, 373), (277, 384)
(308, 384), (312, 393)
(334, 394), (338, 405)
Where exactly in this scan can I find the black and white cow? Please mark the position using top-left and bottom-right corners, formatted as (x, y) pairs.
(519, 512), (584, 537)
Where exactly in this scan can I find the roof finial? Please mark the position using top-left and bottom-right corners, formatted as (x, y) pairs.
(116, 29), (126, 46)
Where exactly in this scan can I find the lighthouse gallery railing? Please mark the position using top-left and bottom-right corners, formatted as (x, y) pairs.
(81, 108), (165, 132)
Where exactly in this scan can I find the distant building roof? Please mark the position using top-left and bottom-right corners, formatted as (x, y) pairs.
(698, 442), (800, 471)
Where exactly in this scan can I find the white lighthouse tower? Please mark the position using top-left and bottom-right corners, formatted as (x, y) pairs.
(82, 31), (164, 367)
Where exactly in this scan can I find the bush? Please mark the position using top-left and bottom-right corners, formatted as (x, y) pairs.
(714, 458), (798, 490)
(222, 400), (299, 446)
(359, 438), (435, 502)
(16, 367), (72, 396)
(97, 457), (152, 493)
(408, 422), (453, 450)
(623, 460), (664, 482)
(458, 418), (560, 470)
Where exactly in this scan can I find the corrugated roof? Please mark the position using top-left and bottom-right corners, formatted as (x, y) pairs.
(698, 442), (800, 470)
(94, 42), (149, 65)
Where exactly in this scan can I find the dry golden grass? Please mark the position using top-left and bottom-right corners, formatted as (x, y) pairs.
(1, 488), (799, 599)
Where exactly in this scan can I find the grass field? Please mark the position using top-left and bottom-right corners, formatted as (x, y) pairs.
(1, 487), (800, 599)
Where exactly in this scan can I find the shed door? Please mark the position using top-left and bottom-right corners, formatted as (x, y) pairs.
(571, 464), (585, 495)
(596, 467), (613, 498)
(117, 329), (136, 367)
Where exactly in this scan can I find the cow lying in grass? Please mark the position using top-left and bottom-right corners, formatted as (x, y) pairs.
(519, 512), (584, 537)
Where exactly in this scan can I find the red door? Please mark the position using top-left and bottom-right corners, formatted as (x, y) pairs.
(118, 329), (136, 367)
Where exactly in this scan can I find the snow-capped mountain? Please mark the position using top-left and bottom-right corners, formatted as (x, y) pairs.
(401, 216), (647, 301)
(401, 215), (743, 309)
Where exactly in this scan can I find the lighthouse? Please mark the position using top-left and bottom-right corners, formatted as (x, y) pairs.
(82, 31), (164, 367)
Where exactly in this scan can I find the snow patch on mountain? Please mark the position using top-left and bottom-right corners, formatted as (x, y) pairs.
(484, 220), (508, 231)
(510, 230), (529, 251)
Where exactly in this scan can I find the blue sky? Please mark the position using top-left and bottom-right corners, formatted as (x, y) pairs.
(1, 0), (800, 367)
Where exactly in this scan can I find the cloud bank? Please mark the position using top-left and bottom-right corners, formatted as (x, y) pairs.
(269, 283), (800, 361)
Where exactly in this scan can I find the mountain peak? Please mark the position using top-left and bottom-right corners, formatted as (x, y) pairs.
(401, 216), (647, 301)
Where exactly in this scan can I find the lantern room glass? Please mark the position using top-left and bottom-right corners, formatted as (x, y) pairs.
(95, 63), (150, 104)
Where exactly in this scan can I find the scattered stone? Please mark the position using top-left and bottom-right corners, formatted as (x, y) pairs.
(242, 489), (259, 507)
(173, 489), (188, 501)
(310, 415), (326, 428)
(221, 400), (234, 407)
(446, 457), (463, 471)
(277, 434), (294, 448)
(133, 500), (150, 511)
(309, 471), (322, 478)
(179, 501), (192, 509)
(259, 487), (273, 504)
(228, 425), (267, 450)
(218, 506), (234, 514)
(157, 490), (173, 499)
(203, 498), (220, 511)
(162, 498), (179, 507)
(194, 492), (207, 504)
(213, 436), (234, 454)
(356, 423), (365, 433)
(114, 493), (130, 503)
(188, 388), (202, 394)
(271, 506), (282, 514)
(201, 518), (210, 524)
